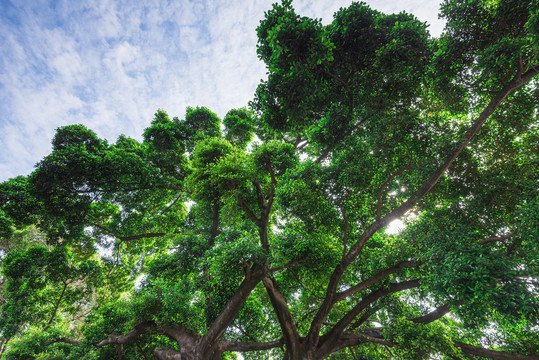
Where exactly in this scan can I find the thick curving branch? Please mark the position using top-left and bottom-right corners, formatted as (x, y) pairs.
(455, 342), (539, 360)
(96, 321), (155, 347)
(263, 277), (301, 355)
(335, 332), (539, 360)
(45, 337), (82, 346)
(410, 303), (459, 324)
(335, 260), (415, 302)
(319, 280), (420, 355)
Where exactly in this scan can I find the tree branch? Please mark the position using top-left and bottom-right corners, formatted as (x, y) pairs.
(336, 332), (539, 360)
(352, 333), (394, 347)
(340, 204), (349, 260)
(306, 66), (538, 348)
(92, 223), (173, 242)
(45, 337), (82, 346)
(455, 342), (539, 360)
(237, 197), (261, 225)
(136, 342), (150, 360)
(315, 114), (372, 164)
(118, 232), (169, 242)
(209, 197), (220, 246)
(96, 321), (155, 347)
(153, 347), (182, 360)
(159, 325), (198, 353)
(349, 309), (376, 331)
(253, 179), (267, 210)
(44, 281), (69, 331)
(350, 347), (360, 360)
(335, 260), (415, 302)
(320, 280), (420, 352)
(478, 232), (517, 245)
(266, 163), (278, 185)
(81, 180), (183, 193)
(159, 193), (183, 216)
(263, 277), (301, 354)
(199, 264), (266, 352)
(410, 303), (455, 324)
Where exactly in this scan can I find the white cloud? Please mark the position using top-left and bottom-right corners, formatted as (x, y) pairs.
(0, 0), (444, 182)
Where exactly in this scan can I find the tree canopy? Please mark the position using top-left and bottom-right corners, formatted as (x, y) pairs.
(1, 0), (538, 359)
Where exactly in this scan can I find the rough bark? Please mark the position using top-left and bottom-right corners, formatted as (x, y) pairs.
(45, 337), (82, 346)
(154, 347), (183, 360)
(96, 321), (154, 348)
(47, 322), (283, 360)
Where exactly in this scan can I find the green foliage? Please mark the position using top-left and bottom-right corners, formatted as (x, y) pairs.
(1, 1), (538, 359)
(276, 161), (339, 231)
(272, 222), (340, 268)
(252, 141), (297, 178)
(383, 318), (459, 359)
(223, 108), (255, 148)
(252, 0), (431, 152)
(2, 328), (65, 360)
(0, 211), (13, 238)
(0, 176), (42, 228)
(434, 0), (538, 103)
(187, 138), (248, 201)
(0, 245), (104, 339)
(183, 106), (222, 152)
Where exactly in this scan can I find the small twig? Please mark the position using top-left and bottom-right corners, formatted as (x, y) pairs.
(339, 203), (349, 260)
(136, 342), (149, 360)
(159, 193), (183, 216)
(376, 162), (415, 220)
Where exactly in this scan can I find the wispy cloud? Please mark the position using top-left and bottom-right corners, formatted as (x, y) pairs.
(0, 0), (444, 181)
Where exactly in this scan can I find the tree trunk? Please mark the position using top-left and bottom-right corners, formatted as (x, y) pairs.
(154, 347), (183, 359)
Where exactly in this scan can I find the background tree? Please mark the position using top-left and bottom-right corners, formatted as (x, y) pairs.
(0, 0), (538, 359)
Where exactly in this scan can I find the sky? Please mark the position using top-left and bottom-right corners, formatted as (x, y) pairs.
(0, 0), (445, 182)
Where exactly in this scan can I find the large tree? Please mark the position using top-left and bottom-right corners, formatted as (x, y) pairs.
(1, 0), (538, 359)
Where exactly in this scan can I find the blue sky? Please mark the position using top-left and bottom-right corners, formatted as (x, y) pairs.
(0, 0), (445, 182)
